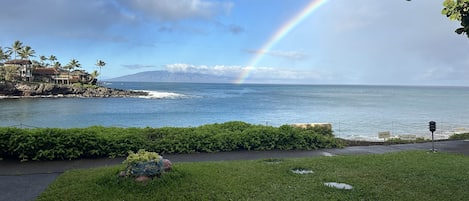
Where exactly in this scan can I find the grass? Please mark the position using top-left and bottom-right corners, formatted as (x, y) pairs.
(37, 151), (469, 201)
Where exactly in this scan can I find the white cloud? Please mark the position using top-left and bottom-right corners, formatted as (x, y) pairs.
(166, 63), (240, 76)
(165, 63), (322, 83)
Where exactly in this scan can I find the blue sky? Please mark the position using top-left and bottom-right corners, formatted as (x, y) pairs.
(1, 0), (468, 86)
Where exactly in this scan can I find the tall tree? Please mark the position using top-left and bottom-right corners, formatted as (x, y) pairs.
(18, 46), (36, 59)
(65, 59), (81, 72)
(95, 60), (106, 80)
(31, 60), (41, 69)
(7, 40), (23, 60)
(53, 61), (61, 69)
(48, 55), (57, 66)
(442, 0), (469, 37)
(65, 59), (81, 84)
(90, 70), (99, 84)
(40, 55), (48, 66)
(0, 46), (11, 62)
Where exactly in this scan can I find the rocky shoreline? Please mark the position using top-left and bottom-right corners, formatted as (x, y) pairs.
(0, 82), (148, 98)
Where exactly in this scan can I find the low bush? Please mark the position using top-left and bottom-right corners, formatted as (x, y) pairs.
(0, 121), (342, 161)
(450, 132), (469, 140)
(385, 137), (429, 144)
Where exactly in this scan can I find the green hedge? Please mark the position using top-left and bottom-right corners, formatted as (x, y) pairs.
(0, 121), (342, 161)
(449, 132), (469, 140)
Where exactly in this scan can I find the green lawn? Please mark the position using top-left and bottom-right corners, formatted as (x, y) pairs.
(38, 151), (469, 201)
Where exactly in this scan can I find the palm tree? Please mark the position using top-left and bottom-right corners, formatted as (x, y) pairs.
(31, 60), (41, 69)
(7, 40), (23, 60)
(53, 61), (62, 82)
(40, 55), (48, 66)
(48, 55), (57, 66)
(65, 59), (80, 71)
(0, 46), (11, 62)
(90, 70), (99, 79)
(95, 60), (106, 80)
(53, 61), (61, 69)
(89, 70), (99, 84)
(65, 59), (81, 84)
(18, 46), (35, 60)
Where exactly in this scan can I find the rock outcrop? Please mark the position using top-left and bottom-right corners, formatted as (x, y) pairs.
(0, 82), (148, 98)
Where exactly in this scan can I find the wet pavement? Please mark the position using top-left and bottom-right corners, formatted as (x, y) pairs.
(1, 140), (468, 201)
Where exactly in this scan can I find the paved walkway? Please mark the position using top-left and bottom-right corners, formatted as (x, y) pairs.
(1, 140), (468, 201)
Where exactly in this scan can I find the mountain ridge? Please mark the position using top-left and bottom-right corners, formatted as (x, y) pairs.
(108, 70), (237, 83)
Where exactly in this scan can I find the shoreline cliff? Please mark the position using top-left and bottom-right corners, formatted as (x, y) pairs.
(0, 82), (148, 98)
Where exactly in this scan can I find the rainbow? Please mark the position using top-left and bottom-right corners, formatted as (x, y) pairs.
(235, 0), (328, 84)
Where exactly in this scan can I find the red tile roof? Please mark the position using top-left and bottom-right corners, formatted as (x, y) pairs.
(33, 68), (59, 75)
(4, 59), (32, 65)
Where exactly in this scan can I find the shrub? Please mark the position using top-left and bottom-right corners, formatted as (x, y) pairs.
(450, 133), (469, 140)
(0, 121), (341, 161)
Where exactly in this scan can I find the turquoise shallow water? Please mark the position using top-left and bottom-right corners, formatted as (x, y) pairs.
(1, 82), (468, 140)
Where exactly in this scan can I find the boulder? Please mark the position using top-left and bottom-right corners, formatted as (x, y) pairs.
(163, 159), (172, 171)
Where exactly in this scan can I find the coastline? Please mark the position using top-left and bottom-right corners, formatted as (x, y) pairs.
(0, 82), (148, 99)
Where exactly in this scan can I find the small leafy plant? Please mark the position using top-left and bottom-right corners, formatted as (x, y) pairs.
(124, 149), (162, 165)
(123, 149), (164, 178)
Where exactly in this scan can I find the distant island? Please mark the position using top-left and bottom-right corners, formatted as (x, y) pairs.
(109, 70), (236, 83)
(0, 40), (147, 98)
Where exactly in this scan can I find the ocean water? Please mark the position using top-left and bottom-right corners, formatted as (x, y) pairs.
(1, 82), (469, 140)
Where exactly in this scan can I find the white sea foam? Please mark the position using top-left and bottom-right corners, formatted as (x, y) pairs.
(136, 90), (189, 99)
(345, 135), (384, 142)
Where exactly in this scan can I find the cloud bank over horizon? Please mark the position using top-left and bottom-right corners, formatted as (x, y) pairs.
(163, 63), (325, 84)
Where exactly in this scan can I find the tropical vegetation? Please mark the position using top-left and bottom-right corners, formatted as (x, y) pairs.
(95, 59), (106, 80)
(442, 0), (469, 37)
(0, 40), (105, 85)
(37, 151), (469, 201)
(0, 121), (340, 161)
(449, 132), (469, 139)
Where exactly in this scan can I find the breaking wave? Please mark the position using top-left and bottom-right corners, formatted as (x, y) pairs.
(136, 90), (190, 99)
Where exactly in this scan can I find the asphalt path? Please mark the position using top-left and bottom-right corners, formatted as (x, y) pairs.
(1, 140), (468, 201)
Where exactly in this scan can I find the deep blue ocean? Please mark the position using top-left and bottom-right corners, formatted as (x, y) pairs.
(1, 82), (469, 140)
